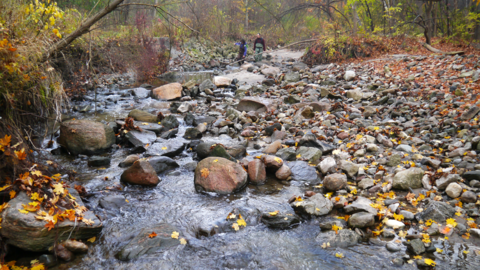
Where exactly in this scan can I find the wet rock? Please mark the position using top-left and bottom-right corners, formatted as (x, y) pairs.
(177, 103), (192, 114)
(276, 147), (296, 161)
(87, 156), (111, 167)
(386, 242), (402, 252)
(445, 182), (462, 198)
(296, 147), (322, 163)
(119, 155), (140, 168)
(117, 224), (181, 261)
(194, 157), (248, 194)
(152, 83), (182, 100)
(319, 219), (347, 230)
(63, 240), (88, 254)
(348, 212), (375, 228)
(121, 160), (159, 186)
(315, 229), (361, 248)
(145, 141), (185, 158)
(285, 72), (300, 82)
(183, 128), (203, 140)
(287, 161), (319, 182)
(161, 115), (180, 130)
(0, 189), (102, 252)
(99, 195), (127, 210)
(404, 238), (425, 255)
(38, 254), (57, 268)
(386, 154), (402, 167)
(275, 164), (292, 180)
(248, 159), (267, 185)
(148, 156), (179, 174)
(209, 144), (235, 161)
(54, 244), (73, 261)
(199, 79), (216, 92)
(261, 212), (300, 229)
(184, 113), (196, 126)
(392, 167), (424, 190)
(291, 193), (333, 216)
(128, 109), (158, 123)
(160, 128), (178, 139)
(415, 200), (455, 223)
(323, 173), (347, 191)
(399, 210), (414, 220)
(318, 157), (336, 174)
(344, 196), (378, 215)
(59, 120), (115, 155)
(241, 129), (256, 137)
(284, 95), (301, 104)
(125, 130), (157, 147)
(263, 155), (283, 170)
(263, 140), (282, 154)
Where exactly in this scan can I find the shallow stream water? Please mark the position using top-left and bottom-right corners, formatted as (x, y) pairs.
(40, 79), (480, 270)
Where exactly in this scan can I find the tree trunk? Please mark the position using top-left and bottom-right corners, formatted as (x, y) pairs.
(425, 1), (434, 44)
(43, 0), (125, 62)
(245, 0), (248, 31)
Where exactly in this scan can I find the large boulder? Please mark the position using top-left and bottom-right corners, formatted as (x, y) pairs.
(59, 120), (115, 155)
(120, 160), (160, 186)
(0, 189), (102, 252)
(145, 141), (185, 158)
(392, 168), (425, 190)
(128, 109), (158, 123)
(194, 157), (248, 194)
(152, 83), (182, 100)
(117, 224), (181, 261)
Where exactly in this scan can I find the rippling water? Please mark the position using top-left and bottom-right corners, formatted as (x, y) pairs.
(42, 83), (480, 270)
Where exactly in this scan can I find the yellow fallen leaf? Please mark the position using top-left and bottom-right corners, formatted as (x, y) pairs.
(274, 157), (282, 163)
(237, 218), (247, 227)
(232, 223), (239, 231)
(424, 258), (436, 266)
(332, 224), (342, 234)
(171, 231), (179, 239)
(463, 250), (469, 254)
(18, 209), (29, 214)
(9, 190), (16, 199)
(436, 248), (443, 253)
(296, 154), (301, 159)
(446, 218), (457, 228)
(161, 147), (167, 150)
(335, 253), (344, 258)
(321, 242), (330, 249)
(87, 237), (96, 243)
(413, 255), (423, 259)
(269, 210), (279, 216)
(213, 159), (218, 162)
(53, 183), (65, 195)
(180, 238), (187, 245)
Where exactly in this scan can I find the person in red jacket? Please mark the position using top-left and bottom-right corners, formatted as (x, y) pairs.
(253, 34), (265, 62)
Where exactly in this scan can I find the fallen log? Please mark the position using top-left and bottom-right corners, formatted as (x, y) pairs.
(422, 43), (464, 55)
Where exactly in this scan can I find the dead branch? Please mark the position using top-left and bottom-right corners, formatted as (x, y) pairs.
(422, 43), (464, 55)
(43, 0), (125, 62)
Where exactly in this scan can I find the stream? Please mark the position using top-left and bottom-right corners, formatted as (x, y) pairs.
(36, 72), (480, 270)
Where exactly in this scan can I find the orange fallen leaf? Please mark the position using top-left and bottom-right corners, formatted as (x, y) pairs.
(14, 148), (27, 160)
(45, 221), (55, 231)
(200, 168), (209, 178)
(148, 232), (157, 238)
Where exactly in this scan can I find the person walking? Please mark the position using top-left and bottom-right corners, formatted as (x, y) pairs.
(253, 33), (265, 62)
(235, 39), (247, 65)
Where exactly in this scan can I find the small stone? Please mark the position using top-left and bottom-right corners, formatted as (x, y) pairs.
(445, 182), (462, 198)
(275, 164), (292, 180)
(323, 173), (347, 191)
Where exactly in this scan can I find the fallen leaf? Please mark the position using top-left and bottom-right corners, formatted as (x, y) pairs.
(424, 258), (436, 266)
(232, 223), (239, 231)
(171, 231), (179, 239)
(148, 232), (157, 238)
(237, 217), (247, 227)
(87, 237), (96, 243)
(436, 248), (443, 253)
(14, 148), (27, 160)
(45, 221), (55, 231)
(18, 209), (29, 214)
(446, 218), (457, 228)
(269, 210), (279, 216)
(180, 238), (187, 245)
(200, 168), (209, 178)
(321, 242), (330, 249)
(335, 253), (344, 258)
(213, 159), (218, 162)
(53, 183), (65, 195)
(332, 224), (342, 234)
(9, 190), (16, 199)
